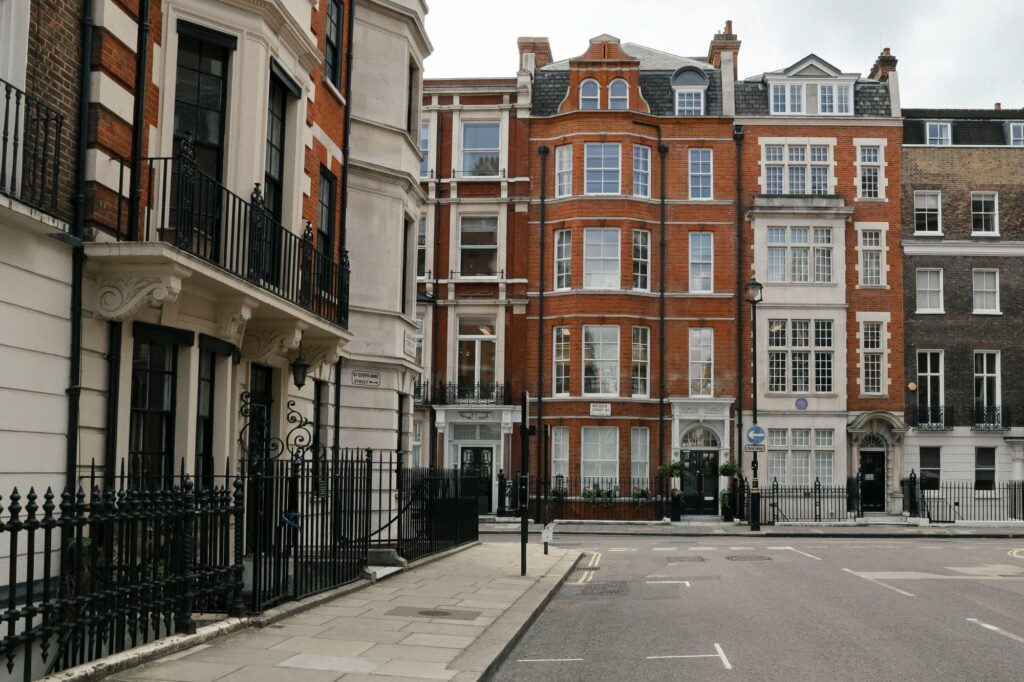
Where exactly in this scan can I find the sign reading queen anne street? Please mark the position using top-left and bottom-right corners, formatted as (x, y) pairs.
(351, 370), (381, 387)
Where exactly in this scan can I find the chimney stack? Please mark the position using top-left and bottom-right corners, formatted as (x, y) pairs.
(868, 47), (898, 82)
(995, 102), (1002, 111)
(707, 20), (740, 78)
(517, 37), (553, 74)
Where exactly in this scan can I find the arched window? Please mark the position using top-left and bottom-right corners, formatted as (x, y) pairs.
(580, 79), (599, 110)
(681, 426), (721, 449)
(609, 79), (629, 110)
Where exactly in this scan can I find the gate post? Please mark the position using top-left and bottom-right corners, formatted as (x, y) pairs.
(229, 472), (246, 617)
(396, 450), (404, 552)
(814, 477), (822, 523)
(857, 471), (864, 518)
(497, 470), (507, 516)
(175, 474), (198, 634)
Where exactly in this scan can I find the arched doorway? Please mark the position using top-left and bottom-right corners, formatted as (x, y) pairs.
(680, 426), (721, 515)
(859, 432), (887, 512)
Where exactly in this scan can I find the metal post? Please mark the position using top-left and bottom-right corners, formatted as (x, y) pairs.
(175, 474), (197, 634)
(520, 392), (528, 576)
(750, 297), (761, 532)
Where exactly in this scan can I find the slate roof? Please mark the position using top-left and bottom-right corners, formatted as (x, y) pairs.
(733, 80), (890, 116)
(540, 42), (711, 72)
(532, 70), (570, 117)
(903, 108), (1024, 120)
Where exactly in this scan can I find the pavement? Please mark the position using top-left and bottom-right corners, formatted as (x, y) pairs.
(489, 534), (1024, 681)
(102, 542), (579, 682)
(481, 519), (1024, 538)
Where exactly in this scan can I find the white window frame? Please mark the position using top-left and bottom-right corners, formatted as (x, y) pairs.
(915, 268), (944, 314)
(767, 226), (830, 284)
(412, 419), (423, 467)
(555, 144), (572, 198)
(972, 269), (1000, 315)
(688, 148), (713, 200)
(609, 78), (629, 110)
(762, 143), (832, 195)
(633, 144), (651, 198)
(458, 215), (499, 278)
(631, 427), (650, 483)
(1010, 122), (1024, 146)
(916, 350), (944, 421)
(913, 191), (942, 235)
(419, 121), (430, 178)
(818, 83), (852, 115)
(971, 191), (999, 236)
(554, 229), (572, 291)
(770, 82), (804, 115)
(768, 319), (833, 394)
(632, 229), (650, 291)
(553, 326), (570, 397)
(689, 232), (713, 293)
(582, 325), (619, 397)
(416, 214), (428, 279)
(581, 426), (618, 485)
(583, 228), (620, 290)
(767, 428), (835, 484)
(461, 121), (501, 178)
(859, 320), (885, 396)
(674, 88), (705, 116)
(854, 140), (886, 200)
(551, 426), (569, 481)
(584, 142), (621, 195)
(631, 326), (650, 398)
(973, 350), (1001, 411)
(926, 121), (951, 146)
(857, 228), (884, 287)
(580, 78), (600, 110)
(455, 317), (497, 387)
(689, 327), (713, 397)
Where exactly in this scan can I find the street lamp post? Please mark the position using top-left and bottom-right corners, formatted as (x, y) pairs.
(745, 278), (764, 532)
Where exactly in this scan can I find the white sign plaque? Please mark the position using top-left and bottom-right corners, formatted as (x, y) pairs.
(589, 403), (612, 417)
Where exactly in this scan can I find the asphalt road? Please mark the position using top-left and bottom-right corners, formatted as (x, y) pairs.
(485, 533), (1024, 681)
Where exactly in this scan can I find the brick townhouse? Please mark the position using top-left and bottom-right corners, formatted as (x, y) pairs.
(737, 47), (906, 514)
(901, 107), (1024, 492)
(0, 0), (428, 489)
(414, 72), (529, 514)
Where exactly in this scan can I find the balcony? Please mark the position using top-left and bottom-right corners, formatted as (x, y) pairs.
(414, 380), (512, 406)
(0, 78), (64, 218)
(910, 405), (953, 431)
(972, 405), (1009, 431)
(111, 139), (349, 327)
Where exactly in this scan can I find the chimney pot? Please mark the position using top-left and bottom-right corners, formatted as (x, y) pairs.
(725, 20), (733, 34)
(995, 102), (1002, 111)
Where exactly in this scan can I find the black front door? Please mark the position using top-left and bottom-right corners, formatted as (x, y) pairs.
(860, 451), (886, 512)
(460, 447), (493, 514)
(681, 451), (718, 515)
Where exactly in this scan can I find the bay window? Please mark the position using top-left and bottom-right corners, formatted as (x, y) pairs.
(583, 325), (619, 396)
(584, 228), (620, 289)
(581, 427), (618, 484)
(584, 143), (620, 195)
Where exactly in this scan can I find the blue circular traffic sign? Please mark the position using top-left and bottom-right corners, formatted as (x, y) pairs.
(746, 425), (766, 445)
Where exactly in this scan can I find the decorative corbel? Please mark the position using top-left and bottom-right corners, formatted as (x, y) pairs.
(94, 267), (191, 321)
(301, 340), (345, 370)
(241, 323), (306, 364)
(216, 298), (258, 346)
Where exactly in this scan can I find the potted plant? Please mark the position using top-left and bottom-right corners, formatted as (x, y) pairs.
(718, 461), (740, 478)
(719, 488), (734, 522)
(670, 488), (683, 521)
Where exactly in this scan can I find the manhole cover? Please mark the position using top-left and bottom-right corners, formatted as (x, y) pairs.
(668, 556), (705, 562)
(575, 566), (600, 571)
(384, 606), (482, 620)
(576, 581), (629, 596)
(417, 610), (451, 617)
(726, 556), (771, 561)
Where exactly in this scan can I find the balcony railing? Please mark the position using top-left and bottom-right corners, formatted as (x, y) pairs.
(910, 405), (954, 431)
(972, 405), (1009, 431)
(115, 138), (349, 327)
(414, 380), (512, 406)
(0, 78), (63, 217)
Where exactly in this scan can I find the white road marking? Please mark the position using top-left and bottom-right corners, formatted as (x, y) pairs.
(610, 548), (638, 552)
(647, 654), (718, 660)
(842, 568), (915, 597)
(517, 658), (585, 662)
(713, 529), (726, 533)
(690, 546), (716, 551)
(966, 618), (1024, 645)
(784, 546), (822, 561)
(646, 580), (691, 586)
(730, 546), (754, 550)
(714, 643), (733, 670)
(652, 547), (677, 551)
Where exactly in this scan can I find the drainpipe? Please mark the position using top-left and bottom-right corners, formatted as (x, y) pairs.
(429, 113), (444, 468)
(333, 0), (357, 460)
(536, 146), (549, 487)
(126, 0), (150, 239)
(733, 125), (745, 471)
(66, 0), (94, 491)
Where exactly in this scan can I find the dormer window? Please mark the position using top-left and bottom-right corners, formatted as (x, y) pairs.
(818, 84), (852, 114)
(670, 66), (709, 117)
(580, 79), (599, 110)
(1008, 122), (1024, 146)
(771, 83), (804, 114)
(926, 122), (951, 146)
(609, 79), (629, 110)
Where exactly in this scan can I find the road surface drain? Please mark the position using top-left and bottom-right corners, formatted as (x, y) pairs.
(576, 581), (629, 596)
(384, 606), (482, 620)
(668, 556), (705, 562)
(726, 556), (771, 561)
(575, 566), (600, 571)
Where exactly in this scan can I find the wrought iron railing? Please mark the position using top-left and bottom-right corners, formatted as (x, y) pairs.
(902, 472), (1024, 522)
(909, 404), (953, 430)
(737, 477), (859, 525)
(114, 139), (349, 327)
(0, 78), (63, 217)
(414, 380), (512, 406)
(971, 405), (1009, 430)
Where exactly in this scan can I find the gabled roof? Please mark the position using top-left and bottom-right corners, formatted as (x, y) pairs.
(744, 53), (862, 82)
(541, 42), (712, 72)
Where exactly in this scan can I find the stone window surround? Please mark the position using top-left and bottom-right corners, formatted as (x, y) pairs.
(450, 107), (510, 181)
(445, 304), (506, 385)
(855, 311), (891, 398)
(854, 222), (889, 289)
(448, 205), (507, 281)
(757, 137), (837, 196)
(853, 138), (888, 201)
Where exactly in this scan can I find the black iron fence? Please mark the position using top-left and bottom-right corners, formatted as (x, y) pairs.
(972, 405), (1010, 431)
(0, 78), (64, 217)
(0, 465), (241, 681)
(907, 405), (954, 431)
(902, 472), (1024, 523)
(114, 144), (350, 327)
(737, 478), (859, 524)
(395, 468), (480, 562)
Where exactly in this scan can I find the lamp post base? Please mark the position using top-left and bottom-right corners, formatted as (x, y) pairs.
(749, 488), (761, 531)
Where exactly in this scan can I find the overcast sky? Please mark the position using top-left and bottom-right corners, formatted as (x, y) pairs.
(423, 0), (1023, 109)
